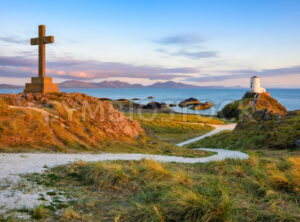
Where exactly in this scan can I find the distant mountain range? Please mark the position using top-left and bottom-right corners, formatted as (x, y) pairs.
(0, 80), (244, 89)
(58, 80), (237, 89)
(0, 84), (23, 89)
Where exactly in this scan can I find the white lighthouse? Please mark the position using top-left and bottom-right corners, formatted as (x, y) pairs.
(250, 76), (266, 93)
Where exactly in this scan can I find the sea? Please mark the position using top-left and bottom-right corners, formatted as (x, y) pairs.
(1, 88), (299, 115)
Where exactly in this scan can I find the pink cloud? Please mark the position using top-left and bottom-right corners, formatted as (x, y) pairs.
(22, 67), (30, 71)
(57, 70), (66, 75)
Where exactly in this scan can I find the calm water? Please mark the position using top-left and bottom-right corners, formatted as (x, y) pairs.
(1, 88), (299, 115)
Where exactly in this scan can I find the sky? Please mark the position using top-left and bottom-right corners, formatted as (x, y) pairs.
(0, 0), (300, 88)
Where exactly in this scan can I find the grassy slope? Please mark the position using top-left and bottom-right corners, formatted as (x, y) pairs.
(15, 150), (300, 221)
(187, 112), (300, 150)
(125, 113), (225, 144)
(0, 98), (213, 157)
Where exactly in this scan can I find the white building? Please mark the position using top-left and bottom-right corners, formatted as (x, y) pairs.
(250, 76), (266, 93)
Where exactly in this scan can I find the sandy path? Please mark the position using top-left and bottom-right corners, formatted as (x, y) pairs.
(0, 124), (241, 180)
(0, 147), (247, 180)
(177, 123), (236, 147)
(0, 122), (247, 216)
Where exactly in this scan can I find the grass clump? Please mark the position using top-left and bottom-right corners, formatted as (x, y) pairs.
(61, 207), (81, 221)
(26, 150), (300, 221)
(31, 204), (49, 220)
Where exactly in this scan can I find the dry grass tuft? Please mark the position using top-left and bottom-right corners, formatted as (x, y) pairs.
(61, 207), (81, 221)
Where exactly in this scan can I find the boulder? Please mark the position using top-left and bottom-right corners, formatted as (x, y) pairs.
(169, 104), (176, 107)
(147, 96), (154, 99)
(143, 101), (169, 110)
(132, 98), (140, 100)
(178, 98), (200, 107)
(190, 102), (214, 110)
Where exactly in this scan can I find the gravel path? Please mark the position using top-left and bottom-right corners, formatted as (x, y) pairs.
(177, 123), (236, 147)
(0, 123), (248, 217)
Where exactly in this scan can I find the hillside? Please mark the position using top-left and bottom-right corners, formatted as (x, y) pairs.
(146, 81), (202, 89)
(0, 93), (144, 152)
(189, 110), (300, 150)
(218, 92), (287, 120)
(191, 92), (299, 150)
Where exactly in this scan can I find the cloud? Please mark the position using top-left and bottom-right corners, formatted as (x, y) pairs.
(155, 34), (205, 45)
(172, 49), (218, 59)
(0, 56), (36, 67)
(186, 66), (300, 82)
(155, 33), (218, 60)
(0, 36), (27, 44)
(0, 55), (199, 80)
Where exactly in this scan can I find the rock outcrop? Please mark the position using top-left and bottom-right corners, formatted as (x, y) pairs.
(143, 101), (170, 110)
(218, 92), (287, 120)
(178, 98), (200, 107)
(189, 102), (214, 110)
(0, 93), (144, 151)
(111, 100), (173, 113)
(178, 98), (213, 110)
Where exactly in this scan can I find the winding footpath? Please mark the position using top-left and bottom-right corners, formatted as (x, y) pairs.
(0, 123), (247, 180)
(0, 123), (248, 216)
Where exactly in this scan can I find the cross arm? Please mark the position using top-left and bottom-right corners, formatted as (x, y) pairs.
(31, 36), (54, 45)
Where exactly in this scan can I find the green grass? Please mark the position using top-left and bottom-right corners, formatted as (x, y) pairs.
(15, 150), (300, 221)
(125, 113), (225, 143)
(125, 113), (226, 125)
(187, 113), (300, 150)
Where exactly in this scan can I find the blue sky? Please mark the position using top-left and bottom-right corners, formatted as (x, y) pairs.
(0, 0), (300, 87)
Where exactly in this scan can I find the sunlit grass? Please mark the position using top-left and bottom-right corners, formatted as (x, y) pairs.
(23, 150), (300, 221)
(187, 112), (300, 150)
(125, 113), (225, 143)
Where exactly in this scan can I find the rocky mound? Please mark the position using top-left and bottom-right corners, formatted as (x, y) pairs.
(111, 100), (173, 113)
(178, 98), (200, 107)
(0, 93), (144, 152)
(218, 92), (287, 120)
(143, 101), (169, 110)
(190, 102), (214, 110)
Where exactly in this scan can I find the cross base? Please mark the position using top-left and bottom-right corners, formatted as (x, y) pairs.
(24, 77), (60, 94)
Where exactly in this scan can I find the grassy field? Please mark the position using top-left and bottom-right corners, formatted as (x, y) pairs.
(125, 113), (225, 144)
(187, 112), (300, 150)
(2, 95), (299, 221)
(0, 95), (214, 157)
(6, 150), (299, 221)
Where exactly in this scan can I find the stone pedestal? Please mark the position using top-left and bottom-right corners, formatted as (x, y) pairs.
(24, 77), (60, 94)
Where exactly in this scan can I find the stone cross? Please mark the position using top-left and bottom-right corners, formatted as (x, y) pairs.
(30, 25), (54, 78)
(24, 25), (59, 94)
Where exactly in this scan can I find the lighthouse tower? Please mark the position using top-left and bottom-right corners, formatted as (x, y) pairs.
(250, 76), (266, 93)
